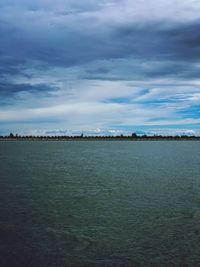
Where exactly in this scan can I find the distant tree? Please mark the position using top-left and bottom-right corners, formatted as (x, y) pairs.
(131, 133), (137, 138)
(9, 133), (14, 138)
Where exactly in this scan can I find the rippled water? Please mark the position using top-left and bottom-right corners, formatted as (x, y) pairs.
(0, 141), (200, 267)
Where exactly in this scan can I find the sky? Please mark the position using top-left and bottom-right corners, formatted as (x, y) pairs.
(0, 0), (200, 136)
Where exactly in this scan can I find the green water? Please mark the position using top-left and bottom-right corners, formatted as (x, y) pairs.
(0, 141), (200, 267)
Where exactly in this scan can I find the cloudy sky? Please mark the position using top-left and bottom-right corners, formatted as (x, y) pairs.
(0, 0), (200, 136)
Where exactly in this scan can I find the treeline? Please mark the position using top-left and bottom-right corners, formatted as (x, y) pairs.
(0, 133), (200, 140)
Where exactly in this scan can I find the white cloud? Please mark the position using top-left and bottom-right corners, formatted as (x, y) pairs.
(147, 128), (200, 136)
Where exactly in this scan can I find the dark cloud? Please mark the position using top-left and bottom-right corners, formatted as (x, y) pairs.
(80, 59), (200, 81)
(1, 17), (200, 83)
(159, 21), (200, 61)
(112, 21), (200, 61)
(0, 2), (200, 81)
(0, 81), (55, 96)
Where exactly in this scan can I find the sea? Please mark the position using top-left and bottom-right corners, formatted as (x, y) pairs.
(0, 141), (200, 267)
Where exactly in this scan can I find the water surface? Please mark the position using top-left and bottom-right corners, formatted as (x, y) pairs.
(0, 141), (200, 267)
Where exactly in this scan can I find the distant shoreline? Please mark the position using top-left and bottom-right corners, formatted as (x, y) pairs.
(1, 136), (200, 141)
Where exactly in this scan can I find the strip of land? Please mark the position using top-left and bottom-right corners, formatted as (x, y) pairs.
(1, 134), (200, 141)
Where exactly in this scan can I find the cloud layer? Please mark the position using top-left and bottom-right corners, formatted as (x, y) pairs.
(0, 0), (200, 135)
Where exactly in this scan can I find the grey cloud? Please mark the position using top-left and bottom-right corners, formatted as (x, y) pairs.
(1, 1), (200, 80)
(0, 81), (56, 97)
